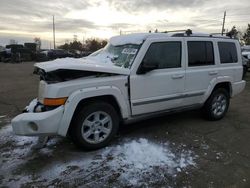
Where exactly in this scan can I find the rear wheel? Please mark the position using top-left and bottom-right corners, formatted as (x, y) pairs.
(71, 102), (119, 150)
(203, 88), (230, 121)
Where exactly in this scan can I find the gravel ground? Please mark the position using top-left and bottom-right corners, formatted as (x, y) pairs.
(0, 61), (250, 187)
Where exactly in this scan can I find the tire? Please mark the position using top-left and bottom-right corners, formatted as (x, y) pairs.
(71, 101), (119, 150)
(203, 88), (230, 121)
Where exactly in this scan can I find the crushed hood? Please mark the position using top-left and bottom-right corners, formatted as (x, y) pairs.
(35, 57), (130, 75)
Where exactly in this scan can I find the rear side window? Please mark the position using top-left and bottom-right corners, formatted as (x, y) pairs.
(218, 42), (238, 63)
(142, 42), (181, 69)
(188, 41), (214, 66)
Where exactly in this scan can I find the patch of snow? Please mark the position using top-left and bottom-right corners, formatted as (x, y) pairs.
(24, 98), (38, 112)
(86, 50), (115, 65)
(0, 115), (6, 119)
(201, 143), (209, 150)
(36, 138), (196, 187)
(0, 124), (59, 186)
(108, 138), (176, 170)
(0, 124), (13, 134)
(0, 124), (37, 149)
(102, 138), (196, 186)
(35, 57), (130, 75)
(0, 125), (197, 187)
(110, 33), (169, 46)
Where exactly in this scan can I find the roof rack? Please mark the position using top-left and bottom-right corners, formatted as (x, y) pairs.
(163, 29), (234, 39)
(163, 29), (193, 36)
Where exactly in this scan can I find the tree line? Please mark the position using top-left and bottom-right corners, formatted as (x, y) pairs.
(226, 24), (250, 45)
(58, 38), (107, 52)
(57, 23), (250, 53)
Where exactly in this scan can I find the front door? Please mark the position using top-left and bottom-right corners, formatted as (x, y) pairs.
(130, 38), (185, 115)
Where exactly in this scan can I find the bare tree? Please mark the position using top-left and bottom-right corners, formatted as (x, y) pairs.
(9, 39), (17, 45)
(226, 26), (238, 38)
(243, 24), (250, 45)
(34, 37), (41, 51)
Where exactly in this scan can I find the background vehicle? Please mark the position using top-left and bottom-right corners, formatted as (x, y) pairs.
(242, 55), (248, 78)
(47, 49), (74, 60)
(0, 44), (38, 63)
(242, 46), (250, 71)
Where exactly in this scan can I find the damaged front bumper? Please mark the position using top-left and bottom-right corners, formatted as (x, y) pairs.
(11, 99), (64, 136)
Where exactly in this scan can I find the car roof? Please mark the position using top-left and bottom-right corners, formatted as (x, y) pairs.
(109, 32), (233, 46)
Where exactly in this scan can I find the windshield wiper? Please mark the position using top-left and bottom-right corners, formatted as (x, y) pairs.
(107, 55), (119, 64)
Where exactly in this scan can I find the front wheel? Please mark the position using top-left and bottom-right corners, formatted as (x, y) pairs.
(203, 88), (230, 121)
(71, 102), (119, 150)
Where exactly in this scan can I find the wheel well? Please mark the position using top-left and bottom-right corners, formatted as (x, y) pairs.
(213, 82), (232, 97)
(67, 95), (122, 135)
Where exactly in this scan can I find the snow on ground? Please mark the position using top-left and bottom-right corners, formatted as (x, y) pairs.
(102, 138), (196, 186)
(0, 124), (197, 187)
(0, 115), (7, 123)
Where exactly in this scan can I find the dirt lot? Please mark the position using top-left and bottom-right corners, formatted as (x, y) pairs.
(0, 62), (250, 187)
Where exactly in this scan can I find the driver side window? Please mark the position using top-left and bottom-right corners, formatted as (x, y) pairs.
(142, 42), (182, 69)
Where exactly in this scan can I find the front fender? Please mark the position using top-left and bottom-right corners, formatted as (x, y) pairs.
(57, 86), (129, 136)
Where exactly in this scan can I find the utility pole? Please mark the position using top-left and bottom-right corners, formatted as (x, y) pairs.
(53, 15), (56, 49)
(221, 11), (226, 36)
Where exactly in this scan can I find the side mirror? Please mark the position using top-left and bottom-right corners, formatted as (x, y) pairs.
(137, 60), (158, 74)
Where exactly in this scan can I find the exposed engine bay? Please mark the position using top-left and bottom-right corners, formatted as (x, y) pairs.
(33, 67), (117, 84)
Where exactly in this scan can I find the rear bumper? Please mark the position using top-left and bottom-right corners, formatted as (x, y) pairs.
(11, 100), (64, 136)
(232, 80), (246, 97)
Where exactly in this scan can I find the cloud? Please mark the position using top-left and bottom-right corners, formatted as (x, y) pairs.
(0, 0), (90, 18)
(0, 0), (249, 47)
(0, 0), (97, 38)
(108, 0), (205, 12)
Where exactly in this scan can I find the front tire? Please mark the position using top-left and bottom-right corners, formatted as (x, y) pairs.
(203, 88), (230, 121)
(71, 102), (119, 150)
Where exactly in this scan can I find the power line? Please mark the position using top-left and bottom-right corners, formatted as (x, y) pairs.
(226, 13), (250, 17)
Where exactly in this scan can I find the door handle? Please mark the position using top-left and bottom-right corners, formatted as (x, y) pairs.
(209, 71), (218, 75)
(172, 74), (184, 79)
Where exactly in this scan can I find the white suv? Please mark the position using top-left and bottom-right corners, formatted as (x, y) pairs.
(12, 31), (246, 150)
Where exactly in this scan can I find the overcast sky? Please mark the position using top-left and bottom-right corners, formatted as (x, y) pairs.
(0, 0), (249, 48)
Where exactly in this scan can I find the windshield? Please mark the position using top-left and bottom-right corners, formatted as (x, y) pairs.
(88, 43), (140, 68)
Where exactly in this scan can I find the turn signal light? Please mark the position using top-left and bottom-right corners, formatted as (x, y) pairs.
(43, 97), (68, 106)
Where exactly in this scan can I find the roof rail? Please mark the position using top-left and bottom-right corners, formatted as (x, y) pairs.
(162, 29), (234, 39)
(163, 29), (192, 36)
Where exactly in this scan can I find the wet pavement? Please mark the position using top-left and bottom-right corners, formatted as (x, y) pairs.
(0, 62), (250, 187)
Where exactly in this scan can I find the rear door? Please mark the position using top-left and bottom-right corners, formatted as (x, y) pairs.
(183, 38), (218, 106)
